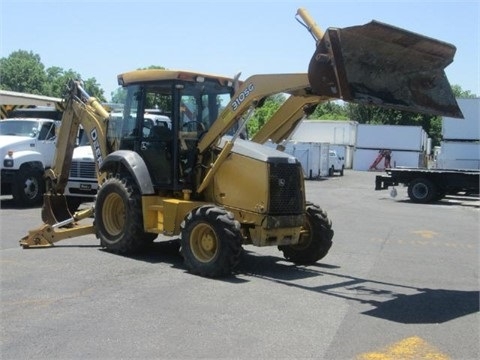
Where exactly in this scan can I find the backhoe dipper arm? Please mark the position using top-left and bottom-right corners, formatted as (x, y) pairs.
(40, 81), (110, 227)
(45, 81), (110, 195)
(20, 81), (110, 248)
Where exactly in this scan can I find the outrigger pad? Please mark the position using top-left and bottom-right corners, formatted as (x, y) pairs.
(308, 21), (463, 118)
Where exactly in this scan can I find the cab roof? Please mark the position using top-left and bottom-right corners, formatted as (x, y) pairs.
(118, 69), (239, 87)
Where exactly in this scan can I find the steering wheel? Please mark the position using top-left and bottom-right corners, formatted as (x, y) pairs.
(182, 121), (206, 132)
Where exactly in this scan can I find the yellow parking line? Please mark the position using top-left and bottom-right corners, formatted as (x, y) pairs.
(357, 336), (449, 360)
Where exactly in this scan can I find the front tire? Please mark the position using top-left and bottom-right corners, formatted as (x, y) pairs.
(279, 204), (334, 265)
(13, 166), (45, 207)
(180, 205), (242, 277)
(95, 176), (150, 254)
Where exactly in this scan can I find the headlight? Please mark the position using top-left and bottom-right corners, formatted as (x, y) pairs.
(3, 159), (14, 167)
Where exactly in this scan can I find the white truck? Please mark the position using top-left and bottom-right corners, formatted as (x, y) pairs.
(328, 149), (345, 176)
(63, 132), (98, 212)
(0, 118), (58, 206)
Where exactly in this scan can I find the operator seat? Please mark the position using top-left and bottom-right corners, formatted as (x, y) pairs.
(144, 125), (173, 184)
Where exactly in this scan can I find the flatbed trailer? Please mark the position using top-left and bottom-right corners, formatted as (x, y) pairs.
(375, 167), (480, 203)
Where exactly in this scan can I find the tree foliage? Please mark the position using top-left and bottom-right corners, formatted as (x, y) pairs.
(305, 85), (477, 146)
(0, 50), (46, 94)
(0, 50), (105, 101)
(247, 94), (285, 136)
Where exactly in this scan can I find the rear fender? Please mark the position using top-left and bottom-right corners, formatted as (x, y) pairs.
(100, 150), (155, 195)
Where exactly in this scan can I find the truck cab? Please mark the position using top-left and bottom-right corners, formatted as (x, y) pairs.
(0, 118), (58, 206)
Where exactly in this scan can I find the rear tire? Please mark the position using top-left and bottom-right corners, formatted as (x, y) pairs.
(180, 205), (242, 277)
(329, 166), (334, 177)
(279, 204), (334, 265)
(95, 176), (150, 254)
(407, 178), (437, 203)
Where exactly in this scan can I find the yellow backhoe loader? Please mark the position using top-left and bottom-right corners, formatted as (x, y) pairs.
(20, 9), (462, 277)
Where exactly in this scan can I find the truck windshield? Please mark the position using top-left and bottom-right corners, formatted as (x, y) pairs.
(0, 120), (38, 137)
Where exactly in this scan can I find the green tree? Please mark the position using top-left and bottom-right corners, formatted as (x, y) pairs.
(111, 87), (127, 104)
(451, 84), (477, 98)
(310, 100), (349, 120)
(83, 77), (105, 101)
(247, 94), (285, 137)
(1, 50), (106, 101)
(0, 50), (47, 94)
(44, 68), (105, 101)
(44, 67), (81, 98)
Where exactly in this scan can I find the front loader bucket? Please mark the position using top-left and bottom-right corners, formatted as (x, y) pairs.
(308, 21), (463, 118)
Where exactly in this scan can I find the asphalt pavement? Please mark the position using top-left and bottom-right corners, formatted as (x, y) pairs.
(1, 170), (478, 360)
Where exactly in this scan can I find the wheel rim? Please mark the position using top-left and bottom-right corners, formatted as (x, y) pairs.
(24, 176), (39, 199)
(190, 223), (218, 262)
(102, 192), (125, 236)
(412, 183), (428, 199)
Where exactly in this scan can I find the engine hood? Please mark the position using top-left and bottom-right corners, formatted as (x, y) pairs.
(218, 136), (297, 164)
(72, 145), (94, 160)
(0, 135), (35, 154)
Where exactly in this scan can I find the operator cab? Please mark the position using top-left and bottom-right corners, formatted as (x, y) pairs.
(110, 70), (237, 192)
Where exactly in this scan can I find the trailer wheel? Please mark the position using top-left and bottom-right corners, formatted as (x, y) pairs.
(407, 178), (437, 203)
(95, 176), (150, 254)
(180, 205), (242, 277)
(279, 204), (334, 265)
(13, 166), (44, 207)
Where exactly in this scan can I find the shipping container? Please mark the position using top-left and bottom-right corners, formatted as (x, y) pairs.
(435, 141), (480, 170)
(285, 142), (330, 179)
(356, 124), (427, 152)
(291, 120), (358, 146)
(442, 98), (479, 141)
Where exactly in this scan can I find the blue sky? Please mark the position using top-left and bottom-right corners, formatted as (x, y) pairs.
(1, 0), (479, 101)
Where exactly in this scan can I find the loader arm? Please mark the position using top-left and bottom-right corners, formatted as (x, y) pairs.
(250, 94), (326, 145)
(196, 8), (462, 194)
(195, 73), (318, 194)
(197, 73), (315, 154)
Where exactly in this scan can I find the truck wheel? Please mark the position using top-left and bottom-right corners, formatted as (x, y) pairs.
(279, 204), (334, 265)
(340, 165), (345, 176)
(13, 166), (44, 207)
(95, 176), (150, 254)
(329, 166), (334, 177)
(407, 178), (437, 203)
(180, 205), (242, 277)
